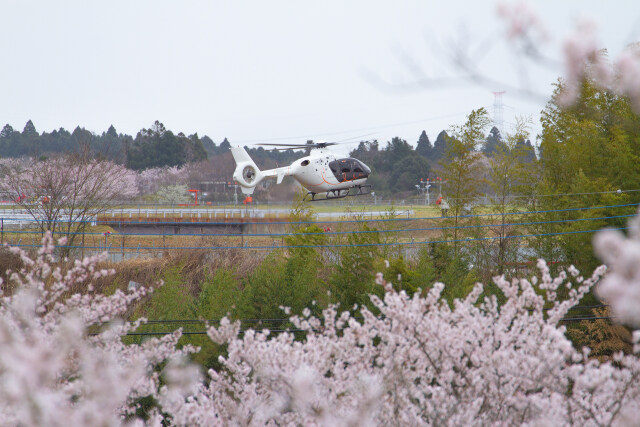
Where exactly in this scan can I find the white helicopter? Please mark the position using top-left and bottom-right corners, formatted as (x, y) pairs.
(231, 142), (372, 201)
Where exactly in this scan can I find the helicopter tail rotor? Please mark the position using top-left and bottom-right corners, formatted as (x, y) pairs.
(231, 146), (263, 195)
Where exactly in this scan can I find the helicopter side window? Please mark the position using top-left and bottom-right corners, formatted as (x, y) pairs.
(328, 160), (346, 181)
(337, 159), (356, 181)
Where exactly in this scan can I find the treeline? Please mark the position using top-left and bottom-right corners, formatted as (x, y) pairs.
(0, 119), (210, 169)
(349, 127), (535, 195)
(0, 117), (538, 195)
(0, 119), (331, 173)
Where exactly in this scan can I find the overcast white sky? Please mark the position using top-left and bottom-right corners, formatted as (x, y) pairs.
(1, 1), (639, 153)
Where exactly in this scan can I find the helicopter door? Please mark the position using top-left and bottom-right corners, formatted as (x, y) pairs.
(329, 158), (366, 182)
(341, 159), (354, 181)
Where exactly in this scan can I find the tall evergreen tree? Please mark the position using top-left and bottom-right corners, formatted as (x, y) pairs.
(72, 126), (93, 147)
(431, 130), (449, 162)
(22, 120), (37, 138)
(416, 130), (432, 158)
(106, 125), (118, 138)
(0, 124), (17, 157)
(514, 139), (536, 163)
(384, 137), (413, 169)
(482, 126), (508, 157)
(21, 120), (40, 157)
(389, 155), (431, 192)
(1, 124), (14, 138)
(201, 135), (216, 156)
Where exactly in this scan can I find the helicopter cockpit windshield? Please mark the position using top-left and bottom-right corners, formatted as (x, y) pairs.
(328, 158), (370, 182)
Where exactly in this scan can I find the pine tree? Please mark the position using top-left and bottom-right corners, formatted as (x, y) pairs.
(482, 126), (508, 156)
(1, 124), (14, 138)
(22, 120), (37, 137)
(416, 130), (432, 158)
(431, 130), (448, 162)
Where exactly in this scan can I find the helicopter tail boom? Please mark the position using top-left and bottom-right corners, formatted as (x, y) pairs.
(231, 146), (291, 195)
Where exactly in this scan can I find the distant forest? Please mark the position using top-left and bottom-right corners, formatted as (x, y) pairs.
(0, 119), (536, 195)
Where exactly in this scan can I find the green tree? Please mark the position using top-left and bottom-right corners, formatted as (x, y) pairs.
(21, 120), (39, 156)
(487, 117), (536, 275)
(514, 139), (536, 163)
(389, 155), (431, 192)
(482, 126), (508, 157)
(536, 77), (639, 272)
(430, 130), (449, 163)
(415, 130), (432, 158)
(329, 220), (383, 312)
(128, 121), (188, 170)
(219, 138), (231, 151)
(201, 135), (216, 157)
(0, 124), (14, 138)
(0, 124), (18, 157)
(22, 120), (37, 138)
(186, 133), (208, 162)
(440, 108), (491, 255)
(237, 194), (327, 321)
(383, 137), (413, 171)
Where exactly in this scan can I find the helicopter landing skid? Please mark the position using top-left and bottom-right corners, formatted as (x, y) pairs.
(304, 185), (372, 202)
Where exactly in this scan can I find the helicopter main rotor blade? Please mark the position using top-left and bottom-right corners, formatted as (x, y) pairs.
(256, 143), (309, 147)
(255, 141), (340, 150)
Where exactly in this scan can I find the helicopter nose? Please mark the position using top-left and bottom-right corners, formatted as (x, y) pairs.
(361, 162), (371, 176)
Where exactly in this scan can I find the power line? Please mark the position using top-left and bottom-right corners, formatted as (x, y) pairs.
(509, 189), (640, 198)
(231, 111), (469, 144)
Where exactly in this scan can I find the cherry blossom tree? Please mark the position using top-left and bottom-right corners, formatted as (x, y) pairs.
(497, 1), (640, 111)
(2, 226), (640, 425)
(175, 260), (639, 426)
(135, 166), (190, 196)
(594, 212), (640, 329)
(0, 155), (137, 255)
(0, 233), (197, 425)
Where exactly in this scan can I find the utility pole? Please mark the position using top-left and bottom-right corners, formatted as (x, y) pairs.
(233, 183), (238, 205)
(415, 178), (431, 205)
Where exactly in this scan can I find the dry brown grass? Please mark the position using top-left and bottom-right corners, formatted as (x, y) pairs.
(0, 247), (25, 295)
(93, 257), (165, 294)
(162, 236), (271, 293)
(567, 307), (633, 362)
(89, 236), (270, 298)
